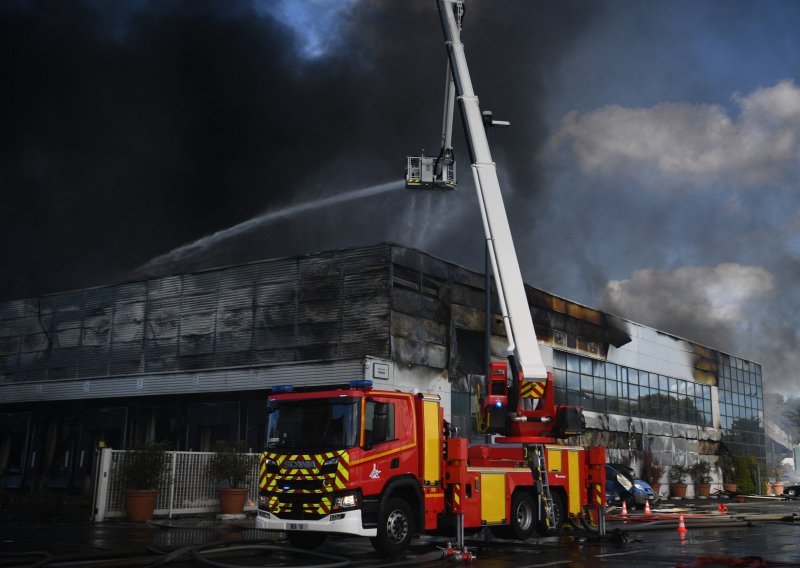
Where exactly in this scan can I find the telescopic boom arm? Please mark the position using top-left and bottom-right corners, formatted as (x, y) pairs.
(436, 0), (547, 383)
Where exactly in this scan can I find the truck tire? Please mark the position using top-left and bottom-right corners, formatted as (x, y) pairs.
(286, 531), (326, 549)
(370, 497), (414, 557)
(535, 491), (564, 537)
(489, 491), (536, 540)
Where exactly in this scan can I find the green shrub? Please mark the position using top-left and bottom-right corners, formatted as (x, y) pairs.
(122, 441), (169, 490)
(208, 442), (254, 489)
(668, 464), (689, 484)
(689, 460), (713, 484)
(734, 456), (757, 495)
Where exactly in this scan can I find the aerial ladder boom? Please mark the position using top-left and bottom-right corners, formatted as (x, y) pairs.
(436, 0), (547, 385)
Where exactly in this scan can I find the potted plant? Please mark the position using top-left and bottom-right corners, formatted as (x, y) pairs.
(769, 464), (785, 496)
(208, 442), (254, 515)
(121, 440), (168, 522)
(719, 452), (737, 494)
(669, 464), (689, 499)
(641, 450), (666, 497)
(689, 460), (713, 498)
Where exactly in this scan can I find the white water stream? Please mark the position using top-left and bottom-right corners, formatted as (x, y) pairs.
(138, 179), (404, 272)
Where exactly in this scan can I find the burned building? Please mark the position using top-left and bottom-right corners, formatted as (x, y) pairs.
(0, 243), (765, 494)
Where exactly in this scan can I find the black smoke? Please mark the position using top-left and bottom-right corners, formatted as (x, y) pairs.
(0, 0), (597, 299)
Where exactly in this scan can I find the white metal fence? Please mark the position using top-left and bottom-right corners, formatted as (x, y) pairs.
(92, 449), (260, 522)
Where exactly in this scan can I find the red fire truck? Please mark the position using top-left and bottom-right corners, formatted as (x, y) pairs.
(256, 0), (606, 556)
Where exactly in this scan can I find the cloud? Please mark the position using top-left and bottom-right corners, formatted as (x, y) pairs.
(254, 0), (360, 61)
(601, 263), (775, 352)
(548, 80), (800, 190)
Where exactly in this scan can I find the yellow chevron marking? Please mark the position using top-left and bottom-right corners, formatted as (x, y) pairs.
(521, 380), (546, 399)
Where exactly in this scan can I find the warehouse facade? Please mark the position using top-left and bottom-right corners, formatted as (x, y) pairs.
(0, 243), (765, 494)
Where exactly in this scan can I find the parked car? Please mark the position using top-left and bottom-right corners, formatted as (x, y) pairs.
(605, 463), (658, 509)
(783, 484), (800, 499)
(606, 489), (621, 509)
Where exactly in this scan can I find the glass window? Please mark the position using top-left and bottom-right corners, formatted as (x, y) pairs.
(555, 388), (566, 405)
(567, 390), (581, 407)
(685, 382), (694, 398)
(629, 369), (639, 384)
(606, 397), (619, 414)
(650, 373), (660, 389)
(606, 363), (618, 380)
(567, 354), (579, 373)
(660, 375), (670, 391)
(582, 374), (594, 392)
(594, 394), (606, 413)
(669, 378), (678, 393)
(553, 350), (566, 369)
(620, 381), (628, 398)
(580, 357), (592, 375)
(593, 360), (605, 378)
(593, 377), (606, 395)
(618, 399), (630, 415)
(567, 372), (580, 391)
(553, 368), (566, 389)
(629, 385), (639, 400)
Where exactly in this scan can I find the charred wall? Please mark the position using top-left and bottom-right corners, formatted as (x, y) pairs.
(0, 245), (392, 385)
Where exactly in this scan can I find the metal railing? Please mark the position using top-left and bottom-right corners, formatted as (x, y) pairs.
(93, 449), (260, 522)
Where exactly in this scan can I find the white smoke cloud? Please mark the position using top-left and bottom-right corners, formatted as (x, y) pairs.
(601, 263), (775, 350)
(548, 80), (800, 190)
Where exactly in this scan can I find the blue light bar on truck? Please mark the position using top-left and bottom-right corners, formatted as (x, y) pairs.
(272, 385), (294, 393)
(349, 380), (373, 389)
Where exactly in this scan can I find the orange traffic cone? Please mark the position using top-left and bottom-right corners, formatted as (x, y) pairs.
(621, 500), (628, 516)
(677, 513), (688, 535)
(644, 499), (652, 515)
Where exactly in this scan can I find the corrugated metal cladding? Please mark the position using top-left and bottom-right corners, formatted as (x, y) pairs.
(0, 245), (392, 387)
(1, 360), (367, 404)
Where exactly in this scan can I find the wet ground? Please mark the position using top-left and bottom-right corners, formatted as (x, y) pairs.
(1, 497), (799, 567)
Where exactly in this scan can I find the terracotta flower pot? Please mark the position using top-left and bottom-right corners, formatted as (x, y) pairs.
(772, 482), (785, 496)
(650, 483), (661, 497)
(219, 487), (249, 514)
(695, 483), (711, 498)
(125, 489), (159, 522)
(722, 482), (737, 494)
(671, 483), (688, 499)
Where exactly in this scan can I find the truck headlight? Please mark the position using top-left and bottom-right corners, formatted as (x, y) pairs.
(333, 493), (359, 510)
(263, 458), (279, 474)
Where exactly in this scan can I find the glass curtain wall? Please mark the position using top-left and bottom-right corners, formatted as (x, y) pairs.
(552, 350), (713, 428)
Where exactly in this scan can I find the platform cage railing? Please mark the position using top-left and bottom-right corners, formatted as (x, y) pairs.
(92, 449), (261, 522)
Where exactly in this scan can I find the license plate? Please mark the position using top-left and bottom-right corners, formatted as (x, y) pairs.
(287, 523), (306, 530)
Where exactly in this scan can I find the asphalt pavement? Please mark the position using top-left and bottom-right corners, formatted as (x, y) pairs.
(1, 496), (799, 567)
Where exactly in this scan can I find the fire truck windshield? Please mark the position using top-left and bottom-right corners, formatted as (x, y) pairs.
(266, 397), (360, 450)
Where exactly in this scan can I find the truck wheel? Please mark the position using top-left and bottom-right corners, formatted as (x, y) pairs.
(286, 531), (326, 549)
(535, 492), (564, 537)
(370, 497), (414, 557)
(490, 491), (535, 540)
